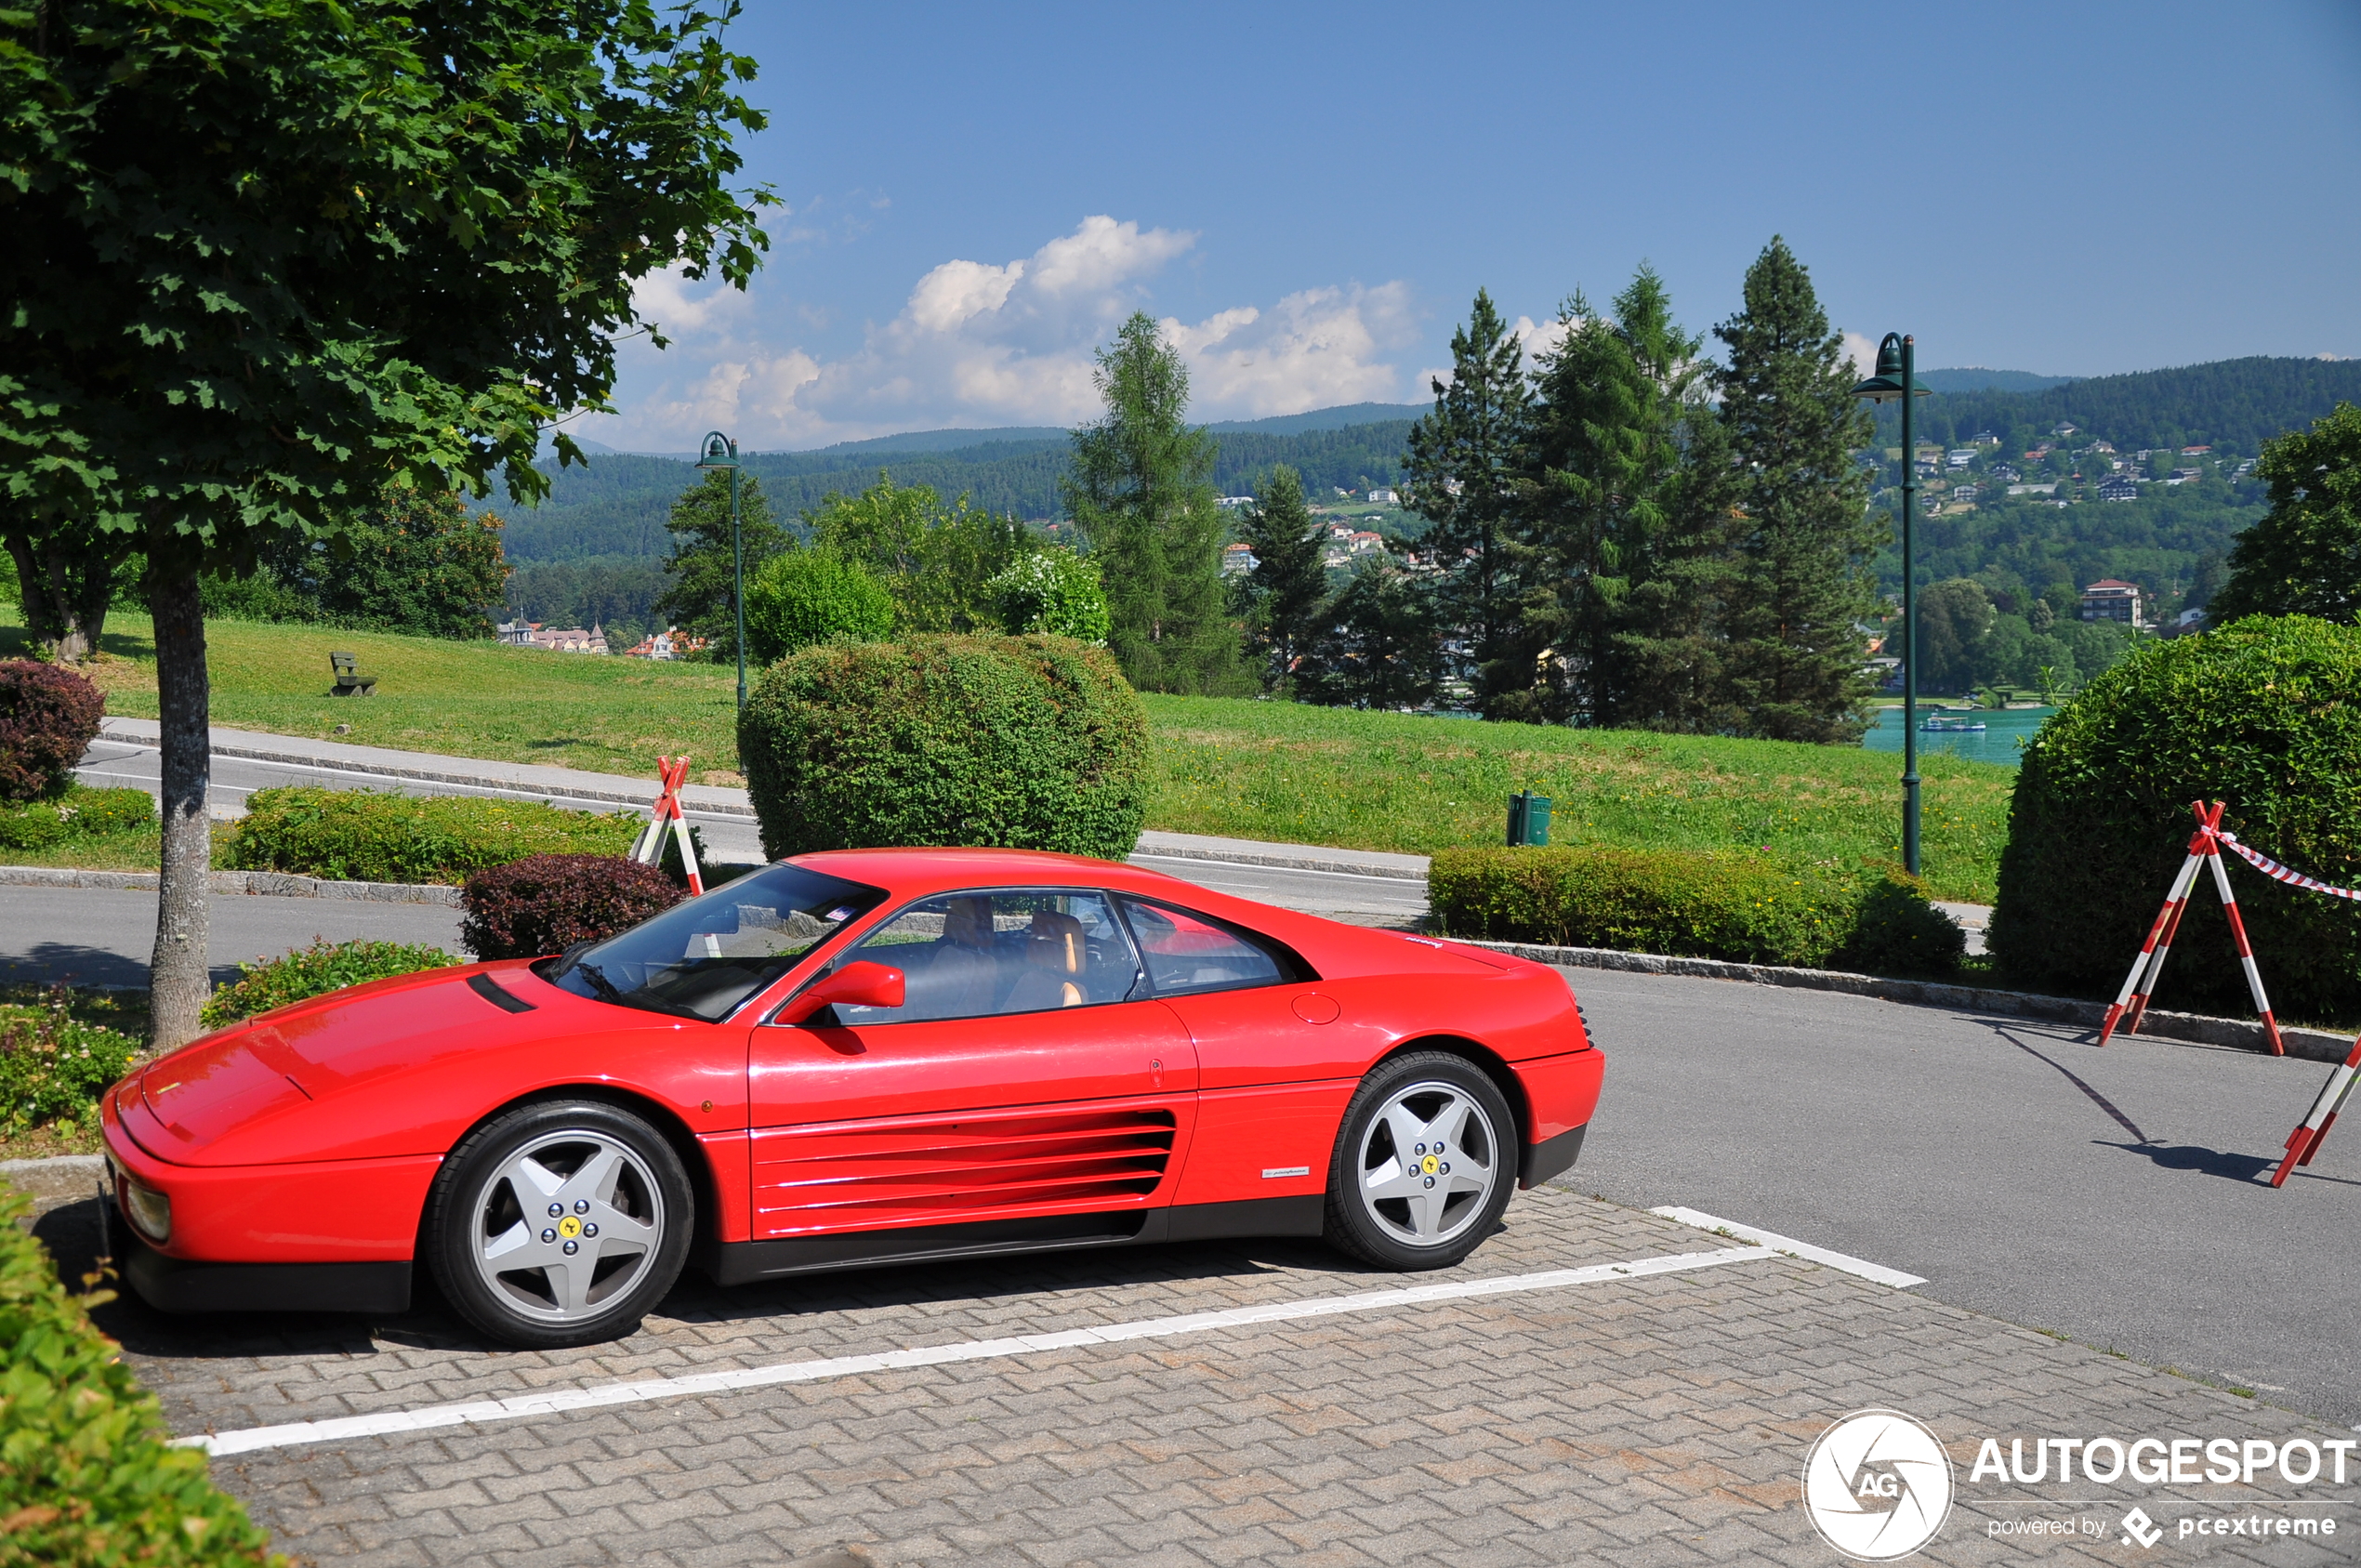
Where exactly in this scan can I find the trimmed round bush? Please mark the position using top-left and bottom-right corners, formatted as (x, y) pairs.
(0, 659), (104, 802)
(739, 633), (1150, 861)
(989, 548), (1112, 643)
(1990, 614), (2361, 1021)
(200, 938), (461, 1030)
(462, 853), (686, 959)
(744, 548), (895, 665)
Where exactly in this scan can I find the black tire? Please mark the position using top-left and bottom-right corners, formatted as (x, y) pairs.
(427, 1099), (692, 1349)
(1324, 1050), (1516, 1271)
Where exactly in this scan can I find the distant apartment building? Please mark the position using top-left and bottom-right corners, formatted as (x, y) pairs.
(1365, 486), (1399, 505)
(2098, 476), (2140, 502)
(1946, 449), (1975, 468)
(1350, 531), (1383, 556)
(2169, 468), (2203, 484)
(1214, 495), (1256, 510)
(2180, 444), (2211, 455)
(498, 621), (608, 653)
(1990, 463), (2023, 482)
(2080, 579), (2143, 626)
(1220, 543), (1257, 576)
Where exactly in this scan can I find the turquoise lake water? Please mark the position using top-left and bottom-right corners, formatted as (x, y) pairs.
(1861, 705), (2057, 768)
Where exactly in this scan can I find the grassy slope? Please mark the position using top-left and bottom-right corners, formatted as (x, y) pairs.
(5, 610), (2013, 902)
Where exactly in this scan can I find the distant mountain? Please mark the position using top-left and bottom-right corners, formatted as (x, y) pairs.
(1916, 368), (2076, 394)
(791, 426), (1068, 457)
(1205, 402), (1428, 435)
(1872, 356), (2361, 455)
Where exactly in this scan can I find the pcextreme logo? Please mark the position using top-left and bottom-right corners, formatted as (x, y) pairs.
(1802, 1409), (1956, 1561)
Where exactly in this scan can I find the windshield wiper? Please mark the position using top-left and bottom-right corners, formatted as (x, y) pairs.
(571, 961), (704, 1021)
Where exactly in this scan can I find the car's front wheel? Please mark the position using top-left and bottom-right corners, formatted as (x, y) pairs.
(1324, 1051), (1515, 1271)
(428, 1100), (692, 1349)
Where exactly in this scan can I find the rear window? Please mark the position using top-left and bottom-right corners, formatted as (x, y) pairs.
(1117, 897), (1296, 996)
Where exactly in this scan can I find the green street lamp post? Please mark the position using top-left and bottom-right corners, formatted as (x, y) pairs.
(1851, 334), (1932, 877)
(696, 430), (747, 710)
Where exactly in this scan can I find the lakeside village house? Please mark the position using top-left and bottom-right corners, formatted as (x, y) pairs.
(495, 622), (711, 659)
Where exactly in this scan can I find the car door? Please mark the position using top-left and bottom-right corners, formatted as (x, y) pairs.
(745, 888), (1197, 1244)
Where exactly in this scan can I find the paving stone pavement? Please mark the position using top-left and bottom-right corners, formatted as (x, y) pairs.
(37, 1188), (2361, 1566)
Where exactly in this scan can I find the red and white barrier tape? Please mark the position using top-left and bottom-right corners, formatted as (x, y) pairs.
(2213, 831), (2361, 903)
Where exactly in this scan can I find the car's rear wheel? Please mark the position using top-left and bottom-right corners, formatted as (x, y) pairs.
(428, 1100), (692, 1349)
(1324, 1051), (1515, 1271)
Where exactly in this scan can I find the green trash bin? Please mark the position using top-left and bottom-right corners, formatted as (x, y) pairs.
(1506, 790), (1552, 847)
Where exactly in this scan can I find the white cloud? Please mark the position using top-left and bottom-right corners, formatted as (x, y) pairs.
(600, 217), (1418, 451)
(1417, 311), (1573, 397)
(1840, 330), (1882, 376)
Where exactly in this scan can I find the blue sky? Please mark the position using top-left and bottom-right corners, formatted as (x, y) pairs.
(602, 0), (2361, 452)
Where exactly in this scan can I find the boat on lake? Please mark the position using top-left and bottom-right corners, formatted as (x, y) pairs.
(1921, 716), (1988, 733)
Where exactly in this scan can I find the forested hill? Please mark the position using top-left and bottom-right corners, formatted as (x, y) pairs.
(500, 421), (1416, 562)
(1874, 356), (2361, 454)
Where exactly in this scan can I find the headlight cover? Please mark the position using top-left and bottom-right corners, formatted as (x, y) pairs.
(121, 1177), (171, 1244)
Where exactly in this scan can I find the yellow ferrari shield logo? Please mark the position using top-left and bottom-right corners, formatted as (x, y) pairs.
(558, 1216), (583, 1239)
(1420, 1154), (1440, 1176)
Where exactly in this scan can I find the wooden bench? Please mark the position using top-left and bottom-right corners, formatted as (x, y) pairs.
(329, 652), (376, 697)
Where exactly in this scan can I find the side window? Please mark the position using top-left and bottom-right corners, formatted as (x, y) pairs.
(824, 889), (1143, 1025)
(1118, 898), (1287, 996)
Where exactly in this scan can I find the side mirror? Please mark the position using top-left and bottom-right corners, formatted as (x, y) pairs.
(775, 960), (904, 1024)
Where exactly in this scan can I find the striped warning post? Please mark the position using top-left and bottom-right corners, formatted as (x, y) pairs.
(2273, 1038), (2361, 1188)
(629, 755), (704, 896)
(2201, 830), (2286, 1056)
(2104, 802), (2229, 1045)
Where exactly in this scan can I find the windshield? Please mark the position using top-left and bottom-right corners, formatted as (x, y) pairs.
(545, 863), (884, 1021)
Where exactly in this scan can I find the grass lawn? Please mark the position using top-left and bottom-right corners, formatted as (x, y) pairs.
(5, 609), (2015, 903)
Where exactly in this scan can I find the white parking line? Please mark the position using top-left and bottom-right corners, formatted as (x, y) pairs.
(179, 1245), (1766, 1456)
(1649, 1206), (1927, 1289)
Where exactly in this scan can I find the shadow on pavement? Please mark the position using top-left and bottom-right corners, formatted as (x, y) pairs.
(0, 945), (245, 991)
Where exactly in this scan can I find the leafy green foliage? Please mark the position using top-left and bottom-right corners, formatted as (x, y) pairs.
(2209, 403), (2361, 623)
(1295, 564), (1440, 710)
(988, 550), (1111, 643)
(744, 550), (896, 664)
(0, 658), (102, 800)
(740, 634), (1150, 861)
(1991, 615), (2361, 1021)
(809, 471), (1030, 633)
(202, 484), (511, 639)
(1402, 290), (1532, 705)
(200, 939), (461, 1030)
(227, 787), (638, 885)
(461, 853), (685, 960)
(1713, 238), (1883, 742)
(0, 785), (153, 850)
(1233, 465), (1327, 692)
(0, 986), (142, 1140)
(1869, 356), (2361, 456)
(1065, 314), (1246, 695)
(656, 471), (790, 663)
(1431, 845), (1956, 973)
(0, 1183), (279, 1566)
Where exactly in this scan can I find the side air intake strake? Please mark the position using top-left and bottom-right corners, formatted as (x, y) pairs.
(752, 1106), (1179, 1236)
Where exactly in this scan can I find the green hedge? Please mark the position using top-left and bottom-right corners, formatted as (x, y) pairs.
(201, 939), (461, 1030)
(1430, 845), (1963, 975)
(226, 786), (639, 885)
(0, 1183), (279, 1565)
(0, 989), (143, 1140)
(0, 786), (154, 850)
(739, 633), (1150, 861)
(1991, 614), (2361, 1021)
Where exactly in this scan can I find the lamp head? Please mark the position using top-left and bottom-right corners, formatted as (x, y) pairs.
(696, 430), (739, 469)
(1848, 333), (1928, 403)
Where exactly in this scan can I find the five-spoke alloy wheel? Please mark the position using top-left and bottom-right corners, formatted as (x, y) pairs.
(429, 1100), (692, 1348)
(1325, 1051), (1516, 1271)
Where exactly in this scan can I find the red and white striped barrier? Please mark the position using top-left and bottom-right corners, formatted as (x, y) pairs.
(2217, 832), (2361, 902)
(629, 755), (704, 896)
(2097, 801), (2284, 1055)
(2275, 1039), (2361, 1188)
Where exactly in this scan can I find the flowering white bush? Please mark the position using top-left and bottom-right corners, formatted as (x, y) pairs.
(987, 549), (1112, 644)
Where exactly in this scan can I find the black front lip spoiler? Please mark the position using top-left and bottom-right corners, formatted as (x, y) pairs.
(118, 1228), (412, 1316)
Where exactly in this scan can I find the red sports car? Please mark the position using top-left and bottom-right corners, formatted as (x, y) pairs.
(102, 849), (1604, 1348)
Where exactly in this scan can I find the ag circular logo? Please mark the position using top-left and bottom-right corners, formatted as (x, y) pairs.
(1801, 1409), (1955, 1561)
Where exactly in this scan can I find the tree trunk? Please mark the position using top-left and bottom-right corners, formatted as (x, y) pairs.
(2, 529), (117, 663)
(148, 560), (211, 1049)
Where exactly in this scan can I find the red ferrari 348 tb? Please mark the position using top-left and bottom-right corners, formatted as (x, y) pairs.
(102, 850), (1604, 1347)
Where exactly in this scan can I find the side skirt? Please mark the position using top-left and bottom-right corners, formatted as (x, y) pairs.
(708, 1195), (1328, 1287)
(121, 1231), (413, 1316)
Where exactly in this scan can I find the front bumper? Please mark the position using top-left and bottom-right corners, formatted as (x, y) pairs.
(116, 1225), (413, 1315)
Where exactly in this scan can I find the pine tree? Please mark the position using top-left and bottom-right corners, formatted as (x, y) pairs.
(1402, 291), (1532, 709)
(656, 471), (791, 662)
(1295, 562), (1441, 711)
(2208, 402), (2361, 623)
(1235, 465), (1327, 692)
(1520, 268), (1724, 727)
(1713, 237), (1884, 742)
(1064, 312), (1246, 694)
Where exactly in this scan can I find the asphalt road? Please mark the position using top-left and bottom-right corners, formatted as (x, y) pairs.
(0, 886), (466, 991)
(1563, 963), (2361, 1429)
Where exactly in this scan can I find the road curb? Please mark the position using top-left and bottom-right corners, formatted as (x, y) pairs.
(0, 864), (461, 906)
(1457, 938), (2354, 1065)
(1129, 839), (1428, 882)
